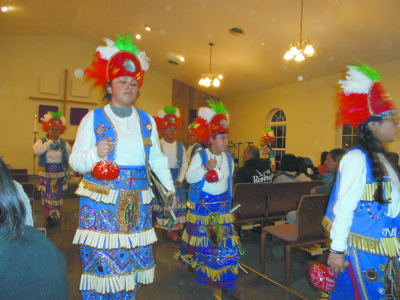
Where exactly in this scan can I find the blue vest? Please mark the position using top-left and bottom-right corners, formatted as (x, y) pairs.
(324, 147), (398, 254)
(188, 150), (233, 204)
(191, 143), (202, 160)
(84, 107), (153, 185)
(38, 138), (69, 170)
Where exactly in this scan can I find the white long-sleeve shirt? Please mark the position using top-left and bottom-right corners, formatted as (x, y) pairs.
(160, 139), (188, 182)
(330, 149), (400, 251)
(186, 148), (233, 195)
(33, 138), (71, 163)
(69, 104), (174, 192)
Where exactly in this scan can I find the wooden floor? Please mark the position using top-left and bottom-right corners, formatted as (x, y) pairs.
(34, 195), (322, 300)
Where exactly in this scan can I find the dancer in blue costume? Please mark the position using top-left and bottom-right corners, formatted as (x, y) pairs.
(33, 111), (71, 226)
(185, 122), (203, 164)
(259, 128), (275, 171)
(323, 63), (400, 299)
(69, 35), (176, 300)
(175, 100), (243, 299)
(154, 106), (188, 242)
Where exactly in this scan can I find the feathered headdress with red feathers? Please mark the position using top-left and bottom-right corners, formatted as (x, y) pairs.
(154, 105), (182, 132)
(193, 99), (229, 143)
(41, 111), (67, 134)
(261, 128), (275, 144)
(338, 63), (396, 128)
(85, 35), (150, 89)
(188, 121), (198, 137)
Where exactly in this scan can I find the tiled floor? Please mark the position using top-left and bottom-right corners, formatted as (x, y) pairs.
(34, 196), (323, 300)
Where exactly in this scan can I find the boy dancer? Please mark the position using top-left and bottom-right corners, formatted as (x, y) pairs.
(154, 106), (188, 241)
(175, 100), (243, 298)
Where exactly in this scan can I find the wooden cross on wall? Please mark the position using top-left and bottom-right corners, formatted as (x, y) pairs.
(29, 69), (97, 114)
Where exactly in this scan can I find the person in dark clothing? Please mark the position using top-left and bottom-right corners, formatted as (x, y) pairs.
(0, 156), (69, 300)
(311, 148), (346, 195)
(287, 148), (347, 223)
(235, 145), (273, 184)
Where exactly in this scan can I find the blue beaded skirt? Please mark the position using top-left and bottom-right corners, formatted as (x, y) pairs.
(176, 191), (240, 292)
(73, 166), (156, 300)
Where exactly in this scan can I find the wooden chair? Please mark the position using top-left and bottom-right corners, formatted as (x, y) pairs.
(260, 194), (330, 286)
(266, 181), (322, 223)
(232, 183), (271, 235)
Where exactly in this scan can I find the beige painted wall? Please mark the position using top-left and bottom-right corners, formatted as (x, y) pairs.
(0, 34), (172, 173)
(223, 60), (400, 166)
(2, 34), (400, 172)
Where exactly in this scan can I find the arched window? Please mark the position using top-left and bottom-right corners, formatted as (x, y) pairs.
(268, 109), (287, 170)
(341, 124), (359, 150)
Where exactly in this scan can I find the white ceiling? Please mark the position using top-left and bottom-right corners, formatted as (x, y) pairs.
(1, 0), (400, 98)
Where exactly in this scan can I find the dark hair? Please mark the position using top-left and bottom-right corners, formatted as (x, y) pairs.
(103, 82), (112, 102)
(358, 120), (388, 205)
(0, 156), (26, 240)
(320, 151), (328, 165)
(329, 148), (347, 162)
(280, 154), (297, 172)
(296, 156), (319, 177)
(386, 152), (400, 165)
(246, 145), (260, 159)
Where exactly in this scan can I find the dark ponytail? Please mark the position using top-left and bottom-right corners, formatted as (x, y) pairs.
(358, 121), (389, 205)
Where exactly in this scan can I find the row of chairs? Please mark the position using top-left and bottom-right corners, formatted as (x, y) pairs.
(232, 180), (323, 227)
(231, 181), (329, 286)
(261, 194), (329, 286)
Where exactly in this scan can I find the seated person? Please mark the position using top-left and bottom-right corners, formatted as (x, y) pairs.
(311, 148), (346, 195)
(287, 148), (346, 224)
(235, 145), (273, 184)
(296, 156), (319, 181)
(0, 156), (69, 300)
(317, 151), (330, 176)
(273, 154), (310, 183)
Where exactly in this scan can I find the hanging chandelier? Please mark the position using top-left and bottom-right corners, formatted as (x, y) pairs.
(284, 0), (316, 62)
(199, 42), (223, 87)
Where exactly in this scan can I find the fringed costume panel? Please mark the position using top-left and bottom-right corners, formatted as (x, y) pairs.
(37, 162), (68, 219)
(176, 192), (240, 293)
(74, 166), (156, 300)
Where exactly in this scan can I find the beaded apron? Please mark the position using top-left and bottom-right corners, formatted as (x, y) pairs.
(74, 166), (156, 300)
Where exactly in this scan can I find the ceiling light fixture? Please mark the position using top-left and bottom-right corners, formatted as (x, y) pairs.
(1, 6), (8, 12)
(144, 25), (152, 31)
(284, 0), (316, 62)
(199, 42), (223, 87)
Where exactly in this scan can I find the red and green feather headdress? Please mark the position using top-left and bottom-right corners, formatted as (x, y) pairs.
(261, 128), (275, 144)
(41, 111), (67, 134)
(338, 63), (396, 128)
(85, 35), (150, 89)
(193, 99), (229, 143)
(154, 105), (182, 132)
